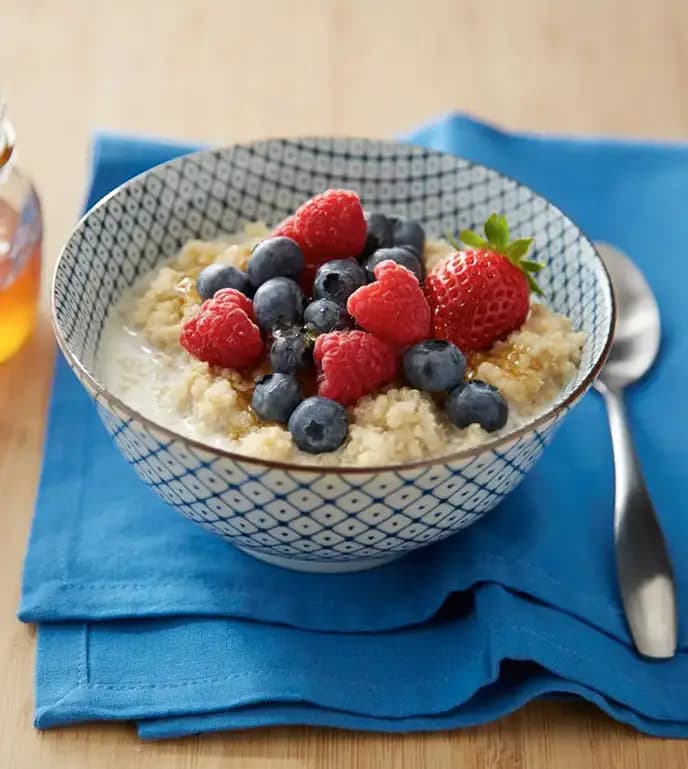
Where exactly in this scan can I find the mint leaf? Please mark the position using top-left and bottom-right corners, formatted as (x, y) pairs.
(521, 259), (544, 273)
(506, 238), (534, 260)
(459, 229), (488, 248)
(484, 213), (508, 250)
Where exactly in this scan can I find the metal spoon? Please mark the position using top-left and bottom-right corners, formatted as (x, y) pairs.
(593, 242), (677, 658)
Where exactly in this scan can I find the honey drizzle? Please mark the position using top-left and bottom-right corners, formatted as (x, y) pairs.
(467, 342), (535, 381)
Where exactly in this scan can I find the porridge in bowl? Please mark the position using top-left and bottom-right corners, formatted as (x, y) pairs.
(98, 189), (584, 468)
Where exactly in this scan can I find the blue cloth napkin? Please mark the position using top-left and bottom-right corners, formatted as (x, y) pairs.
(20, 116), (688, 738)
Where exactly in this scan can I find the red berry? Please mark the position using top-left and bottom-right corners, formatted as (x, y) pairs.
(273, 189), (366, 270)
(313, 331), (398, 406)
(347, 260), (431, 348)
(298, 263), (320, 297)
(426, 213), (542, 352)
(272, 215), (300, 244)
(179, 288), (263, 369)
(212, 287), (255, 318)
(425, 249), (530, 352)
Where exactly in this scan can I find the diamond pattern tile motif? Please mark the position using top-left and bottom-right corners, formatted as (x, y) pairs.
(55, 138), (613, 571)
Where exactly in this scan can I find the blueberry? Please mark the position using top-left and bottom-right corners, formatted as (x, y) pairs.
(196, 263), (252, 301)
(313, 259), (367, 305)
(365, 246), (424, 283)
(390, 217), (425, 254)
(303, 299), (351, 334)
(288, 396), (349, 454)
(253, 277), (305, 333)
(403, 340), (466, 392)
(247, 236), (303, 287)
(445, 380), (508, 432)
(251, 373), (302, 423)
(359, 212), (394, 259)
(270, 324), (313, 373)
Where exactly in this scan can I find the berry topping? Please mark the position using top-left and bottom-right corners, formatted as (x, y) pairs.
(365, 246), (424, 283)
(313, 258), (367, 305)
(179, 288), (263, 370)
(247, 236), (304, 287)
(359, 212), (394, 259)
(273, 189), (366, 270)
(347, 260), (431, 348)
(297, 264), (320, 299)
(251, 372), (302, 424)
(402, 340), (466, 392)
(445, 380), (508, 432)
(209, 286), (254, 318)
(270, 324), (313, 374)
(271, 215), (300, 244)
(196, 264), (252, 301)
(313, 330), (398, 406)
(253, 277), (305, 333)
(288, 396), (349, 454)
(425, 213), (543, 352)
(390, 217), (425, 254)
(303, 299), (351, 334)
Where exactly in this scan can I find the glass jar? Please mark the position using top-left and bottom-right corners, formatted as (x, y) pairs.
(0, 97), (43, 363)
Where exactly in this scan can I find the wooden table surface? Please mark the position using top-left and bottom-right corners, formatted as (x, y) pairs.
(1, 0), (686, 766)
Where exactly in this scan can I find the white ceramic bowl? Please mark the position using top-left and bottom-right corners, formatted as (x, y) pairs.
(52, 138), (614, 572)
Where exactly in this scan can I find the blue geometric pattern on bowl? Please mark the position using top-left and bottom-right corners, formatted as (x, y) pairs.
(52, 138), (614, 572)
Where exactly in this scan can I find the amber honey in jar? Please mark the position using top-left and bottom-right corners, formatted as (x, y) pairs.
(0, 97), (43, 363)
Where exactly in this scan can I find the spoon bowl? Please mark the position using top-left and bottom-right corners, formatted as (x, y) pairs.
(594, 243), (660, 391)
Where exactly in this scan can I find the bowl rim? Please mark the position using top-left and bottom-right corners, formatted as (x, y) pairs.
(51, 136), (617, 475)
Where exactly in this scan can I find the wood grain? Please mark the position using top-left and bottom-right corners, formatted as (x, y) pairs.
(0, 0), (686, 766)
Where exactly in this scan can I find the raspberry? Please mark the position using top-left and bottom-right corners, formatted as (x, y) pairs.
(273, 190), (366, 270)
(212, 287), (255, 318)
(313, 331), (398, 406)
(298, 263), (320, 297)
(179, 288), (263, 370)
(347, 260), (431, 348)
(272, 215), (300, 243)
(272, 219), (320, 295)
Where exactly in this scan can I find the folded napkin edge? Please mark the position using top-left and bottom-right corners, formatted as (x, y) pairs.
(400, 111), (688, 150)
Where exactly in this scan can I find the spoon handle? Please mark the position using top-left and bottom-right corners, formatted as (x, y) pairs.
(600, 385), (677, 658)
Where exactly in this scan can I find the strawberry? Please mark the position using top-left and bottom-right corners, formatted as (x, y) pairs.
(424, 213), (543, 352)
(347, 260), (431, 348)
(272, 189), (366, 282)
(313, 330), (398, 406)
(179, 288), (264, 370)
